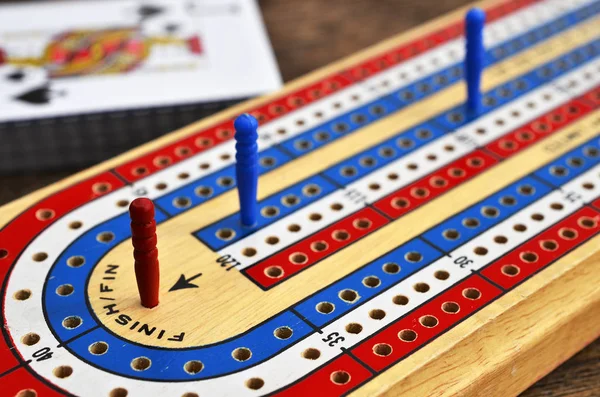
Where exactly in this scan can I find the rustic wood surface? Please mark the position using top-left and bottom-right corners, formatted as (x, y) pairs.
(0, 0), (597, 395)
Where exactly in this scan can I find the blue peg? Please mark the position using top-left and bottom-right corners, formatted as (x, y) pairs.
(465, 8), (486, 115)
(234, 113), (259, 227)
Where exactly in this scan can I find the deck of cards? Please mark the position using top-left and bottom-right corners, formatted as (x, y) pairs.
(0, 0), (281, 171)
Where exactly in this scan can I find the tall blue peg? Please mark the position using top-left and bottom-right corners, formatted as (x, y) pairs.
(234, 113), (259, 227)
(465, 8), (486, 115)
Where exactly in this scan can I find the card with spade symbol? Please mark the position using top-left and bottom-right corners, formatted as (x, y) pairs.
(0, 0), (280, 171)
(0, 0), (280, 123)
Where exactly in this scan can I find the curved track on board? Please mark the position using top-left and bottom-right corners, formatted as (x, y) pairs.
(1, 0), (600, 395)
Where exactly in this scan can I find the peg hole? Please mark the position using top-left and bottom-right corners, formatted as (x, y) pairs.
(373, 343), (392, 356)
(442, 301), (460, 314)
(383, 262), (400, 274)
(22, 333), (40, 346)
(339, 289), (359, 303)
(274, 327), (293, 340)
(302, 348), (321, 360)
(316, 302), (335, 314)
(245, 378), (264, 390)
(393, 295), (409, 305)
(32, 252), (48, 262)
(232, 348), (252, 362)
(14, 289), (31, 301)
(463, 288), (481, 300)
(330, 371), (351, 385)
(398, 329), (417, 342)
(502, 265), (520, 276)
(184, 360), (204, 375)
(89, 341), (109, 355)
(346, 323), (363, 334)
(369, 309), (386, 320)
(53, 366), (73, 378)
(56, 284), (74, 296)
(265, 266), (283, 279)
(419, 315), (438, 328)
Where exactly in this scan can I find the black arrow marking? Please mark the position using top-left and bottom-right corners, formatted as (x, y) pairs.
(169, 273), (202, 291)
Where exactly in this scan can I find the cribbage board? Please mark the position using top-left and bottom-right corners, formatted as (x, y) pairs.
(1, 0), (599, 396)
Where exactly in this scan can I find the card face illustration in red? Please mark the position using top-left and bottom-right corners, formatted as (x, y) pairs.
(0, 0), (281, 116)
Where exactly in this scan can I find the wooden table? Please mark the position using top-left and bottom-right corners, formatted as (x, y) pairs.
(0, 1), (598, 395)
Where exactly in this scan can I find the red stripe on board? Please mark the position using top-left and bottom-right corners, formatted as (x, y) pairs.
(351, 275), (501, 372)
(274, 354), (372, 397)
(481, 206), (600, 289)
(486, 98), (595, 158)
(0, 343), (18, 375)
(591, 198), (600, 210)
(581, 85), (600, 108)
(343, 0), (540, 80)
(0, 367), (66, 397)
(374, 150), (498, 219)
(0, 172), (124, 282)
(245, 207), (389, 289)
(114, 73), (354, 182)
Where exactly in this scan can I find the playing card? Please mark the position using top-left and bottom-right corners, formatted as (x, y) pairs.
(0, 0), (281, 122)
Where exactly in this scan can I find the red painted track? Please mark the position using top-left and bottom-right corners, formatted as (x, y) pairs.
(481, 206), (600, 289)
(351, 275), (501, 371)
(486, 96), (596, 158)
(245, 207), (389, 289)
(274, 355), (373, 397)
(374, 150), (499, 218)
(0, 367), (66, 397)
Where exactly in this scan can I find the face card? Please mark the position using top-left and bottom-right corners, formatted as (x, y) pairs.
(0, 0), (281, 122)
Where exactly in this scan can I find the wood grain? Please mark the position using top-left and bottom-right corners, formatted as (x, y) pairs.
(0, 0), (598, 395)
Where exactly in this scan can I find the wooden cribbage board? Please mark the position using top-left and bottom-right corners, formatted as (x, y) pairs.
(1, 0), (599, 395)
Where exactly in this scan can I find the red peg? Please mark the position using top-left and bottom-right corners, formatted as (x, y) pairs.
(129, 198), (159, 308)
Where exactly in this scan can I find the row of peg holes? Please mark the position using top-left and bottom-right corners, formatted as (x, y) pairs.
(371, 288), (482, 357)
(3, 101), (571, 264)
(312, 252), (449, 317)
(263, 217), (375, 278)
(216, 184), (325, 245)
(170, 161), (271, 210)
(550, 149), (600, 178)
(389, 155), (485, 209)
(443, 201), (580, 255)
(499, 107), (587, 152)
(0, 181), (113, 260)
(439, 184), (536, 241)
(264, 93), (362, 140)
(386, 5), (571, 94)
(291, 102), (392, 152)
(469, 90), (556, 138)
(338, 130), (454, 181)
(23, 228), (112, 272)
(500, 215), (597, 277)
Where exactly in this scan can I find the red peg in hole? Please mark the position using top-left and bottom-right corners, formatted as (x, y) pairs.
(129, 198), (159, 308)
